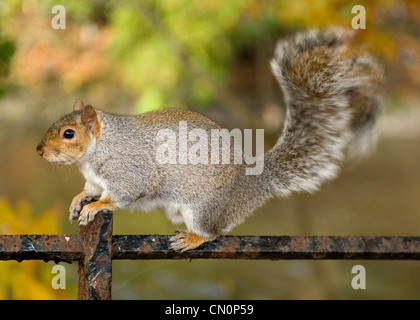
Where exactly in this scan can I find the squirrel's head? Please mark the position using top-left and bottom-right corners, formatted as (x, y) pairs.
(36, 100), (101, 165)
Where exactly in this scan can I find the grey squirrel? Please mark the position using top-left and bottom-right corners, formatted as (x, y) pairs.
(36, 28), (382, 251)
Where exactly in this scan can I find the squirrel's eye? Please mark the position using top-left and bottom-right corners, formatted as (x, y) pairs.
(62, 129), (76, 139)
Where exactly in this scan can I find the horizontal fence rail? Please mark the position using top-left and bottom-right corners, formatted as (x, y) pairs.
(1, 234), (420, 261)
(0, 235), (420, 263)
(112, 235), (420, 260)
(1, 211), (420, 299)
(0, 234), (82, 262)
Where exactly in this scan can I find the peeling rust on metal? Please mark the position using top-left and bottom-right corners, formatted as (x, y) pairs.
(2, 234), (420, 264)
(78, 211), (113, 300)
(0, 234), (82, 263)
(1, 207), (420, 301)
(111, 235), (420, 260)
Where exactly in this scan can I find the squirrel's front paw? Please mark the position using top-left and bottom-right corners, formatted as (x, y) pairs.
(69, 193), (93, 223)
(77, 201), (114, 226)
(78, 203), (100, 226)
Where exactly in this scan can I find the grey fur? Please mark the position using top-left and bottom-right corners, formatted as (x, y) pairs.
(40, 29), (382, 247)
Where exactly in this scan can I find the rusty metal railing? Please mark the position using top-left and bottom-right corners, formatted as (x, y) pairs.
(1, 211), (420, 299)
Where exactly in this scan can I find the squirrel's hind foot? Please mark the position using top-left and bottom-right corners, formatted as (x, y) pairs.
(169, 229), (210, 252)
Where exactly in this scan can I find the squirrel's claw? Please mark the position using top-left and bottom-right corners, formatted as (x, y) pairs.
(169, 230), (209, 252)
(77, 198), (116, 226)
(69, 205), (82, 224)
(77, 202), (102, 226)
(69, 193), (93, 224)
(77, 205), (97, 226)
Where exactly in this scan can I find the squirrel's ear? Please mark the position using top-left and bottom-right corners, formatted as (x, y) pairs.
(74, 99), (85, 112)
(82, 105), (100, 136)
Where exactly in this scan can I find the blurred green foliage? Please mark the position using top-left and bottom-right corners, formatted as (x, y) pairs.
(0, 36), (15, 96)
(1, 0), (419, 114)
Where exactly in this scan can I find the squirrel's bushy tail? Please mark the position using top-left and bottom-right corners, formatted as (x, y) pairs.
(262, 28), (382, 197)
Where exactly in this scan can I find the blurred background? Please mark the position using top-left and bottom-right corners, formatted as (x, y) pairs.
(1, 0), (420, 299)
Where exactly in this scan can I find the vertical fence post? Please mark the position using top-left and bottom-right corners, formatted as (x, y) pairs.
(78, 210), (113, 300)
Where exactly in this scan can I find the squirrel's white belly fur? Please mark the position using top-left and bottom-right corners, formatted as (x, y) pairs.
(78, 161), (107, 196)
(129, 197), (194, 228)
(79, 160), (192, 228)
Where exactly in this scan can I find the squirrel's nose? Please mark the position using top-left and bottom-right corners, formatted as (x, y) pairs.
(36, 143), (44, 157)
